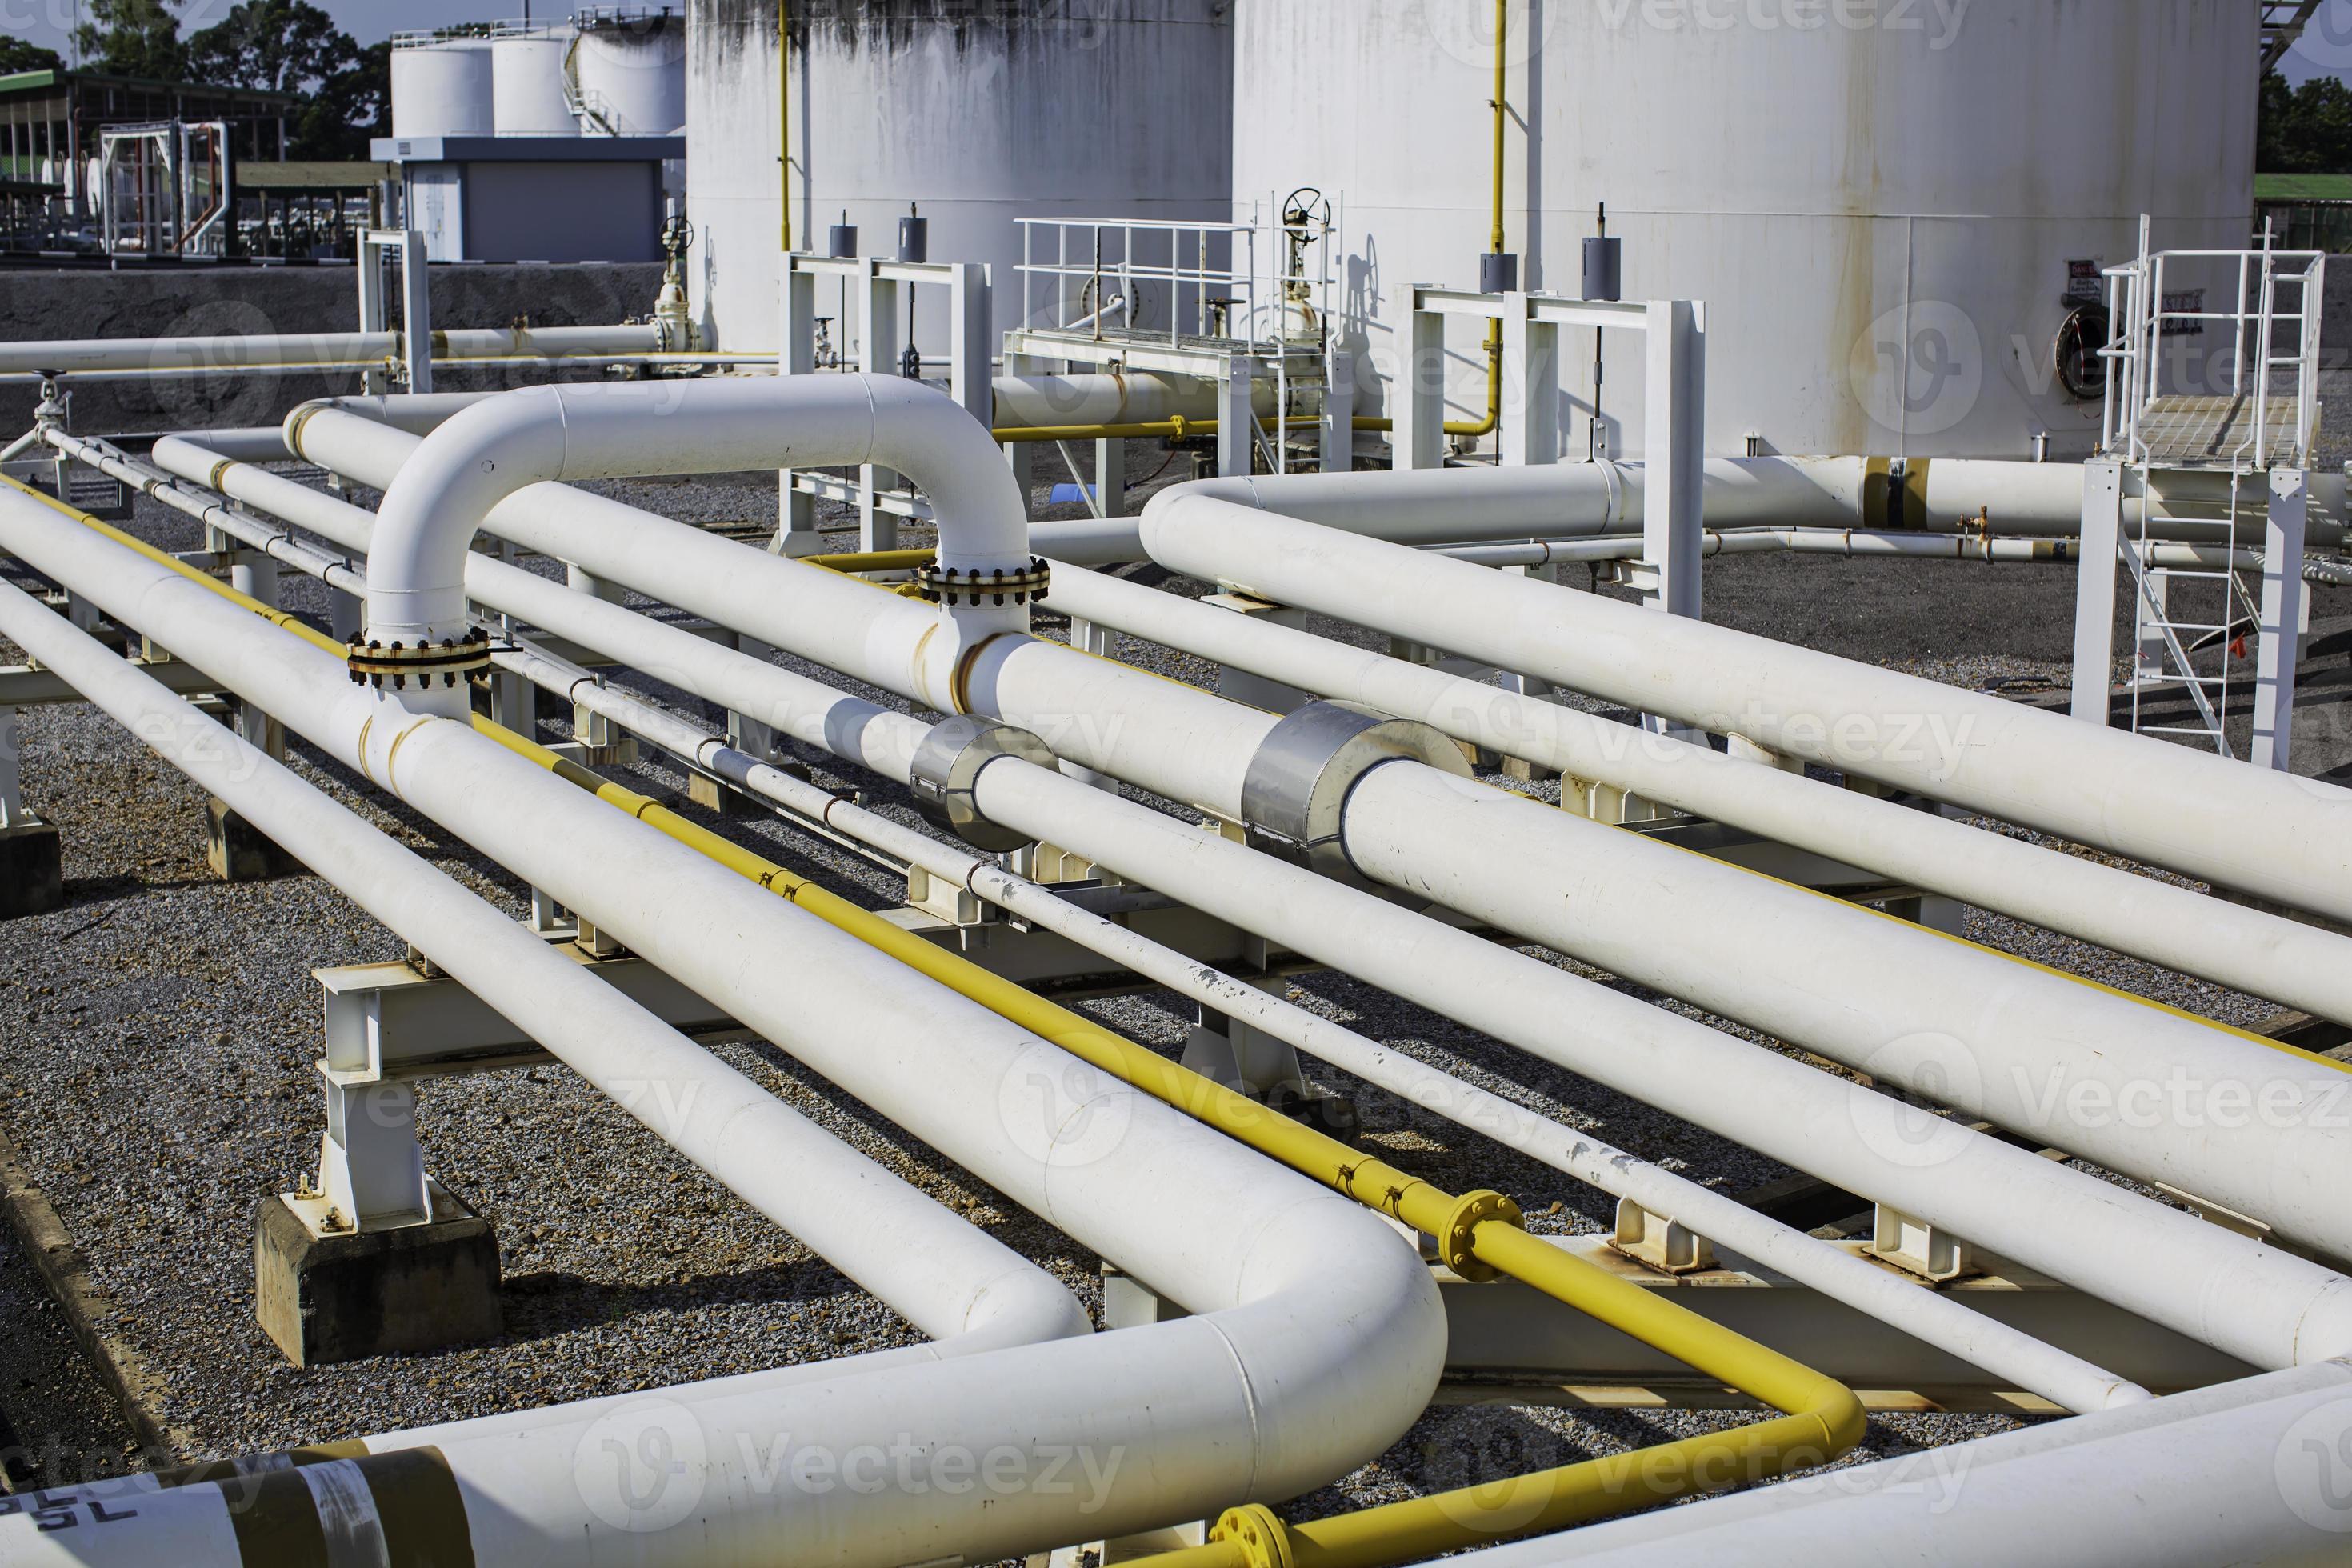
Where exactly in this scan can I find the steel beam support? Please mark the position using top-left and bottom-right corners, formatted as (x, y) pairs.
(2071, 458), (2126, 725)
(1322, 346), (1357, 474)
(1393, 282), (1448, 471)
(1218, 355), (1258, 480)
(858, 258), (901, 552)
(1500, 297), (1560, 467)
(2253, 467), (2308, 770)
(1433, 1234), (2254, 1414)
(774, 257), (823, 554)
(0, 705), (20, 829)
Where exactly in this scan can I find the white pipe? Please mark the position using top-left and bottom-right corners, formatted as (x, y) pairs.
(1340, 759), (2352, 1258)
(1139, 493), (2352, 926)
(1437, 530), (2274, 570)
(956, 755), (2352, 1374)
(502, 642), (2150, 1416)
(1042, 561), (2352, 1030)
(1029, 458), (2348, 564)
(0, 322), (663, 378)
(0, 565), (1087, 1363)
(268, 403), (2352, 1253)
(0, 486), (1446, 1562)
(285, 405), (1279, 807)
(344, 375), (1036, 693)
(242, 423), (2352, 1326)
(1448, 1359), (2352, 1567)
(135, 440), (2164, 1410)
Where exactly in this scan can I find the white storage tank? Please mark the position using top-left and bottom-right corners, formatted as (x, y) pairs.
(686, 0), (1234, 356)
(578, 9), (690, 137)
(492, 26), (581, 138)
(390, 34), (496, 140)
(1234, 0), (2260, 461)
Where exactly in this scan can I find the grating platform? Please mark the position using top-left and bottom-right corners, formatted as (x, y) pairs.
(2134, 393), (2307, 470)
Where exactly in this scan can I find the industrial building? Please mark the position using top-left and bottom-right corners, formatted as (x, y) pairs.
(0, 2), (2348, 1564)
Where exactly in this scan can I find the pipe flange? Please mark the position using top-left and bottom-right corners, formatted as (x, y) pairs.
(1438, 1189), (1522, 1282)
(1208, 1504), (1295, 1568)
(915, 557), (1051, 609)
(908, 716), (1056, 852)
(1238, 700), (1472, 883)
(346, 626), (493, 691)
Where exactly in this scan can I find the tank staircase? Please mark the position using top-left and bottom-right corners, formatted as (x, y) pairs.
(2262, 2), (2327, 71)
(2094, 222), (2325, 759)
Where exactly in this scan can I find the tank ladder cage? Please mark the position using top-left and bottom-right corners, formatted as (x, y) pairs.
(2075, 218), (2322, 767)
(1011, 198), (1337, 363)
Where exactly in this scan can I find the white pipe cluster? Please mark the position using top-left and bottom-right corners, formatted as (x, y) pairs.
(11, 363), (2352, 1564)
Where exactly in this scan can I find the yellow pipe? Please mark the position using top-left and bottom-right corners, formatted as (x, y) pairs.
(804, 547), (935, 574)
(790, 0), (799, 251)
(18, 476), (1862, 1564)
(466, 720), (1865, 1563)
(0, 472), (344, 658)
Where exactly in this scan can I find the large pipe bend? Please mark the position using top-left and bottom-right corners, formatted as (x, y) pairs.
(318, 372), (1034, 662)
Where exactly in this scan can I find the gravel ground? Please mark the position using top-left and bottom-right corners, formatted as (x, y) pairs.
(0, 441), (2336, 1531)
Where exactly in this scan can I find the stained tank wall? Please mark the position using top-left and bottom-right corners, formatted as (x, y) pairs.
(1234, 0), (2261, 461)
(580, 16), (690, 137)
(686, 0), (1234, 358)
(492, 32), (582, 138)
(390, 40), (497, 140)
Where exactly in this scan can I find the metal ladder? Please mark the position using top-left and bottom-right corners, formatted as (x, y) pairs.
(2098, 221), (2324, 758)
(2124, 485), (2262, 758)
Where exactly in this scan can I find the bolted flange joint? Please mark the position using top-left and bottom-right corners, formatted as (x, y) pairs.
(1238, 700), (1472, 885)
(908, 716), (1057, 853)
(1207, 1504), (1296, 1568)
(347, 626), (494, 691)
(915, 557), (1051, 609)
(1438, 1189), (1524, 1282)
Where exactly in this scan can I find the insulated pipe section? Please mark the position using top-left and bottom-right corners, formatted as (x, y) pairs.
(1240, 701), (1470, 882)
(0, 486), (1446, 1562)
(956, 754), (2352, 1376)
(1140, 494), (2352, 927)
(1045, 560), (2352, 1027)
(1446, 1359), (2352, 1567)
(498, 645), (2154, 1416)
(1030, 458), (2348, 564)
(335, 374), (1037, 690)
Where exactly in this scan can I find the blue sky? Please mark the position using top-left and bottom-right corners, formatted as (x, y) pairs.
(12, 2), (558, 56)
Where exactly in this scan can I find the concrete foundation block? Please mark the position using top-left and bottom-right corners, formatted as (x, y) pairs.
(255, 1187), (502, 1367)
(204, 796), (302, 882)
(686, 769), (762, 817)
(0, 818), (63, 920)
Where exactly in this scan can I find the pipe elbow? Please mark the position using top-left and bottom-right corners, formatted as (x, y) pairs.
(368, 387), (572, 644)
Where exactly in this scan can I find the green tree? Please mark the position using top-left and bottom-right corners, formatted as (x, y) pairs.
(186, 0), (357, 96)
(2259, 67), (2352, 173)
(290, 39), (390, 161)
(0, 38), (66, 75)
(186, 2), (384, 160)
(74, 0), (188, 82)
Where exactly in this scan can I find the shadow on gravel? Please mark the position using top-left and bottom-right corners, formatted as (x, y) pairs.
(496, 1261), (859, 1343)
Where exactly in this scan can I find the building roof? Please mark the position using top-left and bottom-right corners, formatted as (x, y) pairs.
(0, 67), (298, 108)
(234, 160), (395, 190)
(2255, 173), (2352, 202)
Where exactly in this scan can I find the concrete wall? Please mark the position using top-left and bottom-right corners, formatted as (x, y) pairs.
(0, 262), (667, 439)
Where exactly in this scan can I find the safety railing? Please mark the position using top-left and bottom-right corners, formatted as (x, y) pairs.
(1015, 200), (1334, 358)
